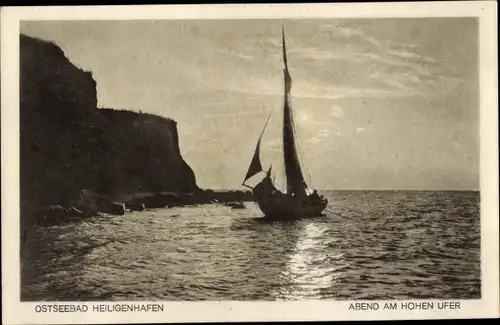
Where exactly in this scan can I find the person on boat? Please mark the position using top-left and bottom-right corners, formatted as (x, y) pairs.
(309, 189), (320, 201)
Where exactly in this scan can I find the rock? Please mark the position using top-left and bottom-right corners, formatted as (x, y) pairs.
(35, 204), (86, 225)
(225, 202), (246, 209)
(105, 202), (126, 216)
(20, 34), (199, 226)
(127, 202), (146, 212)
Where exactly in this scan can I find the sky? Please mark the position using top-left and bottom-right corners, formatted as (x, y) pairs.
(21, 18), (479, 190)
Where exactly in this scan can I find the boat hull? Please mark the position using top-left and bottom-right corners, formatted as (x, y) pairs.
(253, 189), (328, 220)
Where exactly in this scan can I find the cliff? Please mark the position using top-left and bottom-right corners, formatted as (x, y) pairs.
(20, 34), (198, 217)
(98, 108), (197, 196)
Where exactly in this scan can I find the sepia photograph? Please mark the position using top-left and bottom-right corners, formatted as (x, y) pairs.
(2, 2), (498, 323)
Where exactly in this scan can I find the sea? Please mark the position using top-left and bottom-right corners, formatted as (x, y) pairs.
(21, 190), (481, 301)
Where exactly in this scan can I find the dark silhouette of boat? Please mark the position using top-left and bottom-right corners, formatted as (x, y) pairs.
(242, 27), (328, 219)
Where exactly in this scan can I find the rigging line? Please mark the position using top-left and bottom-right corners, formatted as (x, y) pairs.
(259, 111), (273, 140)
(262, 106), (282, 183)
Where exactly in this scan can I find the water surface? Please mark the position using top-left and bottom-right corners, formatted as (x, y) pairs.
(21, 191), (480, 301)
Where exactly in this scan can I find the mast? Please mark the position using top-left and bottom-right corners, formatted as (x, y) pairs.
(281, 26), (308, 197)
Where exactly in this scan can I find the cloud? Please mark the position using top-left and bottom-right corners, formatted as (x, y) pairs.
(388, 49), (438, 65)
(317, 129), (331, 137)
(353, 47), (438, 83)
(174, 22), (451, 104)
(313, 121), (336, 126)
(263, 139), (281, 147)
(395, 41), (421, 50)
(379, 77), (415, 91)
(289, 47), (345, 61)
(423, 56), (437, 63)
(331, 105), (344, 118)
(201, 110), (266, 119)
(305, 137), (323, 144)
(363, 35), (382, 47)
(214, 48), (259, 63)
(340, 27), (364, 38)
(237, 53), (256, 61)
(338, 26), (383, 47)
(223, 74), (425, 100)
(243, 69), (421, 99)
(356, 127), (365, 134)
(388, 49), (422, 60)
(267, 33), (436, 98)
(201, 100), (234, 107)
(407, 74), (424, 85)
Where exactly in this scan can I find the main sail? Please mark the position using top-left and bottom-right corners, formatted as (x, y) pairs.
(281, 27), (307, 197)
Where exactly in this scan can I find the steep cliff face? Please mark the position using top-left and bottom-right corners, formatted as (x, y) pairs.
(98, 109), (197, 197)
(20, 34), (198, 213)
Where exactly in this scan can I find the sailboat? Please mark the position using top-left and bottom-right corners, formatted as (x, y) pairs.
(242, 27), (328, 219)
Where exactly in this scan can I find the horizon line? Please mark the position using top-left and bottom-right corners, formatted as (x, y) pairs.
(203, 187), (480, 192)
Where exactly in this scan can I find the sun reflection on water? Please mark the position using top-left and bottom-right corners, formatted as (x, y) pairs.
(274, 222), (343, 300)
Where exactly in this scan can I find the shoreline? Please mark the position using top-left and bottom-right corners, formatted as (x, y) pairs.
(21, 189), (255, 231)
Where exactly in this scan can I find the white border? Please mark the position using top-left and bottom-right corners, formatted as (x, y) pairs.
(1, 2), (498, 324)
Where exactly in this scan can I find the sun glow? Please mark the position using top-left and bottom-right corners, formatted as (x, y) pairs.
(296, 110), (313, 125)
